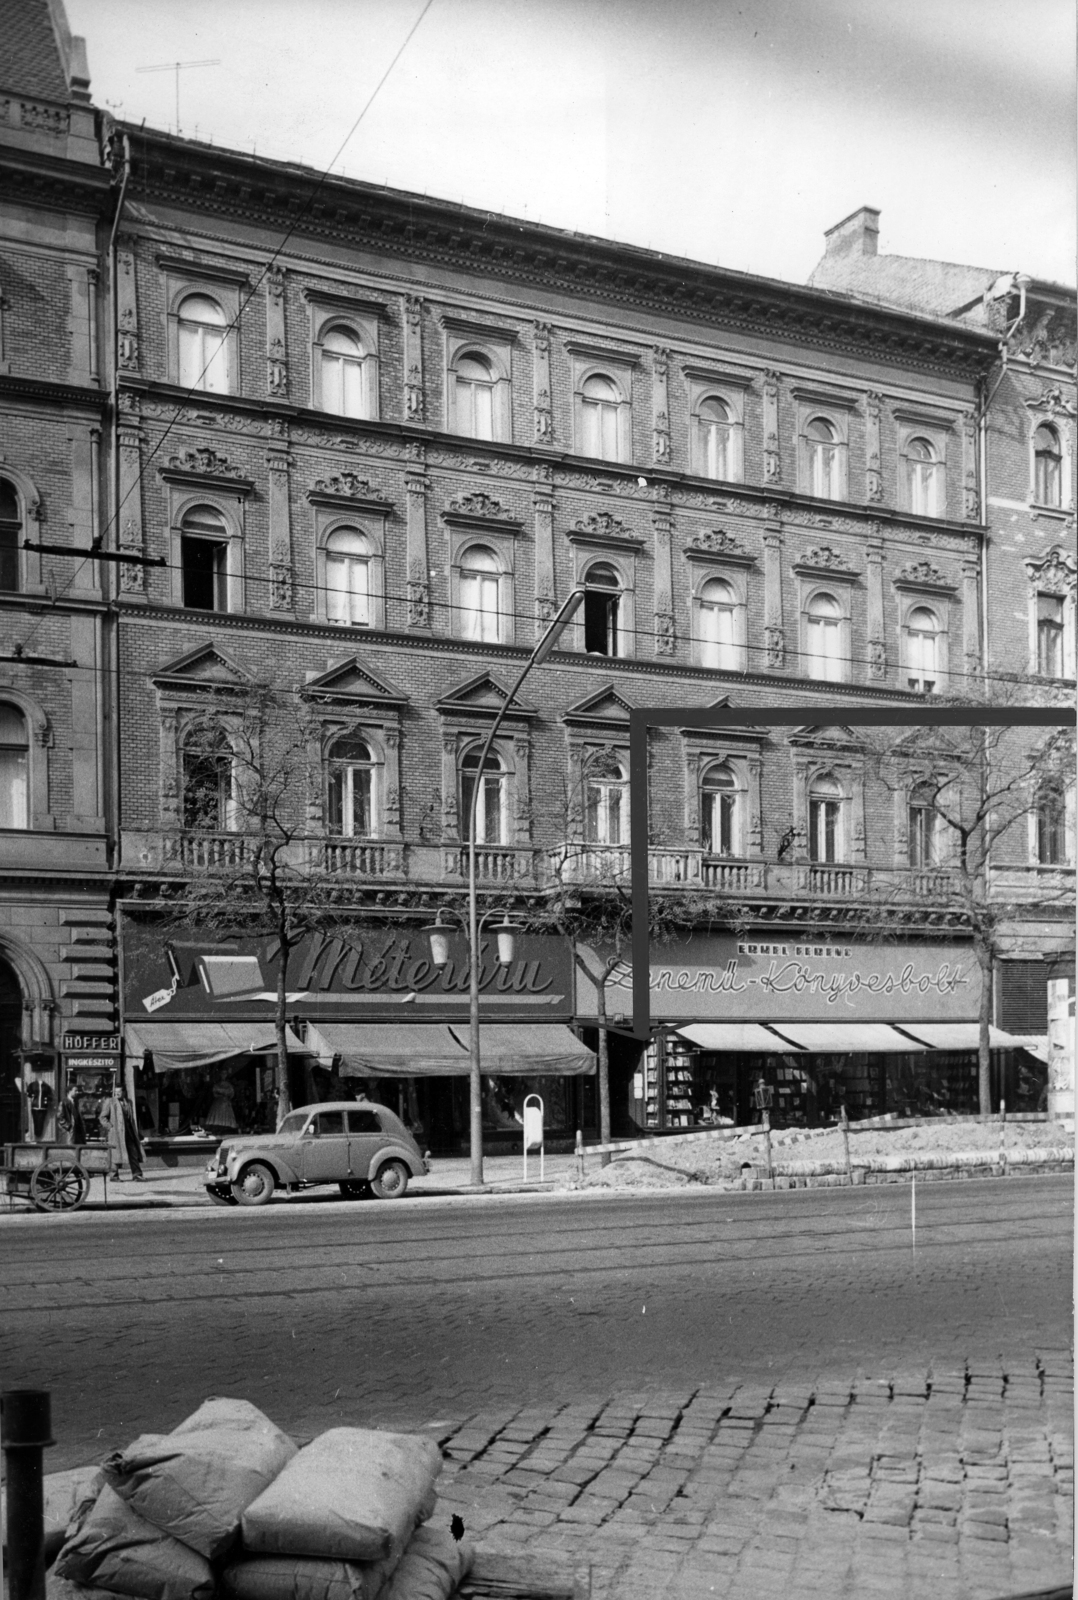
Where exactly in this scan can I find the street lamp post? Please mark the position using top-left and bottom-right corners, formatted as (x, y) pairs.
(427, 588), (584, 1186)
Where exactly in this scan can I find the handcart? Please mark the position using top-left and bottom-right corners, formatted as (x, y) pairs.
(2, 1142), (110, 1212)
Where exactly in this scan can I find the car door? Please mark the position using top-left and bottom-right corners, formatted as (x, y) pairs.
(299, 1110), (349, 1182)
(346, 1107), (384, 1179)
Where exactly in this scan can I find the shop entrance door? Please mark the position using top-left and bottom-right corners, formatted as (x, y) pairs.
(299, 1109), (349, 1181)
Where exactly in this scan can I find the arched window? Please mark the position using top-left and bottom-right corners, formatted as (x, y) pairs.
(701, 763), (739, 856)
(0, 704), (29, 830)
(180, 505), (230, 611)
(805, 417), (841, 499)
(581, 374), (621, 461)
(697, 577), (739, 671)
(327, 735), (378, 838)
(808, 773), (843, 864)
(697, 397), (735, 481)
(460, 747), (506, 845)
(182, 728), (235, 832)
(454, 353), (496, 441)
(1034, 423), (1062, 507)
(804, 592), (843, 681)
(583, 563), (620, 656)
(1037, 593), (1065, 677)
(459, 545), (502, 642)
(908, 781), (942, 868)
(321, 326), (367, 418)
(905, 605), (940, 693)
(0, 479), (20, 593)
(584, 752), (628, 846)
(1036, 785), (1069, 866)
(177, 294), (229, 393)
(906, 436), (942, 517)
(324, 528), (373, 626)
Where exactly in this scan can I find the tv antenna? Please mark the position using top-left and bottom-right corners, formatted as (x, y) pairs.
(136, 58), (220, 134)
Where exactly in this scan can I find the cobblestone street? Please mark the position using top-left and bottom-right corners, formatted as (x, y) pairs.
(1, 1175), (1072, 1597)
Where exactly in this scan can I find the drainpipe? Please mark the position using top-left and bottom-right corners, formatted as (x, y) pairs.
(104, 132), (130, 876)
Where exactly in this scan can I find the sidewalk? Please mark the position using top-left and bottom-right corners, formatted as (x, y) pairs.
(1, 1151), (585, 1213)
(420, 1360), (1074, 1600)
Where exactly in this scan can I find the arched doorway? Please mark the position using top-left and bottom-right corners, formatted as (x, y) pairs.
(0, 956), (24, 1143)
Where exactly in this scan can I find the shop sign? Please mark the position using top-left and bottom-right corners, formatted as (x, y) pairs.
(121, 918), (575, 1023)
(62, 1032), (121, 1072)
(576, 936), (982, 1024)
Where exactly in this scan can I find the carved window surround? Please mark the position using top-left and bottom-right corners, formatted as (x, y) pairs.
(306, 476), (393, 516)
(441, 494), (524, 537)
(440, 313), (519, 344)
(302, 286), (389, 318)
(159, 451), (254, 497)
(792, 547), (860, 583)
(564, 338), (643, 368)
(679, 734), (764, 856)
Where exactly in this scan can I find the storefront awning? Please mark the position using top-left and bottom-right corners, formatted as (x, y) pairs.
(676, 1024), (805, 1053)
(125, 1021), (306, 1074)
(449, 1025), (596, 1077)
(308, 1022), (596, 1078)
(893, 1023), (1042, 1053)
(762, 1023), (931, 1054)
(307, 1022), (468, 1078)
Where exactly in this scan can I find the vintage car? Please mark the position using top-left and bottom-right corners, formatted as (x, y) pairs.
(204, 1100), (430, 1206)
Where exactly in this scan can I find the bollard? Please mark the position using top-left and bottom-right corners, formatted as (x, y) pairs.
(762, 1109), (774, 1189)
(1, 1389), (54, 1600)
(839, 1104), (852, 1185)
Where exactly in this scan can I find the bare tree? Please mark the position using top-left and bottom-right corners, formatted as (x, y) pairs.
(155, 680), (363, 1124)
(866, 710), (1074, 1115)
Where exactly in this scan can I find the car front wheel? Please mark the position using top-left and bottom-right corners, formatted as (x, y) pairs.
(232, 1163), (276, 1206)
(338, 1180), (369, 1199)
(205, 1183), (237, 1207)
(370, 1160), (409, 1200)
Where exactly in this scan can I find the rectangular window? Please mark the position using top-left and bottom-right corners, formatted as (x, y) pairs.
(461, 572), (500, 642)
(181, 537), (227, 611)
(325, 554), (370, 627)
(699, 602), (737, 670)
(1037, 594), (1065, 677)
(908, 806), (937, 868)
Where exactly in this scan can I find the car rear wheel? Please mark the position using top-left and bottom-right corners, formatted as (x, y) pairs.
(232, 1163), (276, 1206)
(338, 1180), (369, 1199)
(205, 1183), (237, 1207)
(370, 1160), (409, 1200)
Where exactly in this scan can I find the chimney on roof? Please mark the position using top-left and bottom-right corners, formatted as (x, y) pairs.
(822, 206), (880, 262)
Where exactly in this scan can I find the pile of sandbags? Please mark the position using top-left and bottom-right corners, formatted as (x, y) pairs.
(40, 1400), (472, 1600)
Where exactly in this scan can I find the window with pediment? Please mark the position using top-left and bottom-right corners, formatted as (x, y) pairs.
(701, 762), (741, 856)
(460, 745), (508, 845)
(808, 771), (844, 863)
(182, 726), (237, 832)
(326, 734), (381, 837)
(584, 750), (629, 846)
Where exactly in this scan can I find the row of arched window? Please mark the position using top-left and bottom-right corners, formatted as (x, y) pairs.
(168, 291), (1070, 508)
(170, 722), (1075, 869)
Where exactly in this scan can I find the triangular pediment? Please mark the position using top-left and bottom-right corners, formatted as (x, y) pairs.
(303, 656), (409, 708)
(788, 723), (864, 750)
(679, 698), (766, 740)
(436, 671), (538, 720)
(562, 684), (635, 727)
(151, 643), (253, 692)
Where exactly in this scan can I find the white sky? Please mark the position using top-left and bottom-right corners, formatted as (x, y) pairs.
(66, 0), (1076, 288)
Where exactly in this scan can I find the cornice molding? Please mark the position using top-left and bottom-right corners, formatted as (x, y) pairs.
(155, 252), (250, 287)
(0, 372), (108, 410)
(302, 286), (389, 318)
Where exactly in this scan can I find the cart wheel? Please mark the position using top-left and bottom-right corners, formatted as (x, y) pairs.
(29, 1160), (89, 1213)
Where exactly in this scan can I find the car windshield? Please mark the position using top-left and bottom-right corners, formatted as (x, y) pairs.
(277, 1112), (309, 1135)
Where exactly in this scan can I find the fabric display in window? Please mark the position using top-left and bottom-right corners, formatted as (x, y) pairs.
(204, 1078), (239, 1133)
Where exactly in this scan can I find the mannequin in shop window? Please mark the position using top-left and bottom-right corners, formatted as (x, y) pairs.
(205, 1075), (239, 1135)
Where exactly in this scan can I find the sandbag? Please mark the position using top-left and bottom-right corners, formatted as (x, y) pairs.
(382, 1527), (473, 1600)
(241, 1429), (442, 1563)
(219, 1554), (394, 1600)
(47, 1574), (130, 1600)
(105, 1399), (297, 1560)
(1, 1465), (105, 1568)
(54, 1484), (214, 1600)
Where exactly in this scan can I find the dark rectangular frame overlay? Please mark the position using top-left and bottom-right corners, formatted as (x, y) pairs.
(629, 704), (1077, 1040)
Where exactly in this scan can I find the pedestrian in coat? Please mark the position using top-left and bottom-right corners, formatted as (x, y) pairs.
(98, 1091), (129, 1180)
(119, 1089), (144, 1179)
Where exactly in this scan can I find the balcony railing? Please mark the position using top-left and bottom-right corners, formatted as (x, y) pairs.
(165, 832), (253, 871)
(320, 840), (405, 877)
(442, 845), (538, 885)
(989, 863), (1076, 902)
